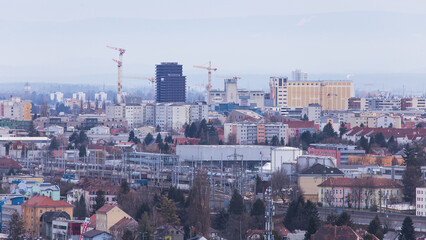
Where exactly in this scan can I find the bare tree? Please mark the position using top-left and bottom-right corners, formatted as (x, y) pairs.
(271, 170), (294, 202)
(187, 171), (211, 236)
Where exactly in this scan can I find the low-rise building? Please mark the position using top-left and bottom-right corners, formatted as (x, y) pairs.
(21, 195), (73, 237)
(318, 177), (402, 209)
(308, 144), (365, 165)
(95, 204), (133, 233)
(297, 164), (344, 203)
(416, 187), (426, 217)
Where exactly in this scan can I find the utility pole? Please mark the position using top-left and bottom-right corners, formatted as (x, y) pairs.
(265, 186), (274, 240)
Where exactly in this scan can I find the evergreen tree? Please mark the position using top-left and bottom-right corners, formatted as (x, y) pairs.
(49, 137), (60, 150)
(387, 136), (398, 154)
(212, 209), (229, 230)
(138, 212), (153, 239)
(302, 114), (309, 121)
(144, 133), (154, 145)
(28, 122), (40, 137)
(135, 203), (151, 221)
(128, 130), (135, 142)
(402, 144), (424, 203)
(399, 217), (415, 240)
(250, 199), (265, 216)
(8, 212), (25, 240)
(335, 212), (353, 228)
(271, 135), (280, 146)
(360, 123), (365, 127)
(304, 216), (319, 240)
(184, 124), (190, 138)
(374, 133), (387, 147)
(120, 180), (130, 194)
(368, 215), (383, 240)
(187, 172), (211, 235)
(93, 190), (106, 212)
(188, 123), (197, 138)
(229, 189), (244, 215)
(280, 137), (285, 146)
(339, 122), (347, 138)
(323, 122), (337, 138)
(157, 195), (180, 225)
(359, 136), (369, 151)
(155, 133), (163, 144)
(79, 146), (87, 158)
(255, 175), (263, 194)
(74, 196), (88, 220)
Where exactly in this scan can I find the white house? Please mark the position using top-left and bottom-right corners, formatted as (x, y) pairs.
(44, 125), (65, 136)
(89, 126), (110, 135)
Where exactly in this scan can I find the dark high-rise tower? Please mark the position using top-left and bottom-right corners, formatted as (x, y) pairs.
(156, 62), (186, 102)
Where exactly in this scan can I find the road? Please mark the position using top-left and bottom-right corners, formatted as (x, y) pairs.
(276, 206), (426, 232)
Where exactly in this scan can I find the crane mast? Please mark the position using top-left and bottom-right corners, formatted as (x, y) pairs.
(107, 46), (126, 104)
(193, 61), (217, 105)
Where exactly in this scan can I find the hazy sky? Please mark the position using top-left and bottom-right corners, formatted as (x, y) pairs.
(1, 0), (426, 92)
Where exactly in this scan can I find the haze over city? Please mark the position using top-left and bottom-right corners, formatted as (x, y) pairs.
(1, 0), (426, 94)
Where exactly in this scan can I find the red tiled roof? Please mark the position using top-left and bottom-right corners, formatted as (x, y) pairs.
(344, 127), (426, 139)
(318, 177), (402, 188)
(109, 217), (137, 231)
(286, 121), (315, 128)
(96, 204), (117, 213)
(0, 157), (19, 169)
(274, 226), (291, 237)
(22, 195), (73, 208)
(88, 214), (96, 228)
(312, 225), (361, 240)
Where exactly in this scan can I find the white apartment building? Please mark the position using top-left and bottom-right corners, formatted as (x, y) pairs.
(106, 104), (125, 119)
(0, 97), (32, 121)
(189, 102), (209, 123)
(224, 122), (288, 145)
(302, 104), (322, 121)
(125, 105), (143, 128)
(50, 92), (64, 103)
(72, 92), (86, 101)
(94, 92), (108, 103)
(416, 187), (426, 217)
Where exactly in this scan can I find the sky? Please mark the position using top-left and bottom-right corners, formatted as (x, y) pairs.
(0, 0), (426, 93)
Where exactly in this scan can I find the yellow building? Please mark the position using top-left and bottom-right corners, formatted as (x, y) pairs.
(96, 204), (133, 233)
(21, 195), (73, 237)
(298, 164), (345, 203)
(23, 102), (32, 121)
(348, 155), (404, 166)
(269, 77), (354, 110)
(318, 177), (402, 209)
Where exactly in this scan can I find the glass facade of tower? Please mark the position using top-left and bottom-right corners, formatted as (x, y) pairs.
(155, 62), (186, 103)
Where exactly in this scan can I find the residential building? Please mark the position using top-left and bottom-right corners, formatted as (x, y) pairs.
(368, 98), (401, 111)
(416, 187), (426, 217)
(0, 97), (32, 121)
(189, 101), (209, 123)
(297, 164), (344, 203)
(21, 195), (73, 237)
(318, 177), (402, 209)
(50, 92), (64, 103)
(84, 185), (119, 214)
(82, 230), (112, 240)
(226, 109), (263, 123)
(72, 92), (86, 101)
(401, 98), (426, 110)
(156, 62), (186, 103)
(95, 204), (133, 233)
(286, 121), (317, 138)
(125, 104), (143, 128)
(94, 92), (108, 103)
(308, 144), (365, 165)
(208, 78), (265, 110)
(343, 127), (426, 145)
(269, 77), (354, 110)
(154, 225), (185, 240)
(301, 104), (321, 121)
(52, 219), (84, 240)
(347, 97), (369, 111)
(40, 211), (71, 239)
(89, 126), (110, 135)
(311, 225), (365, 240)
(292, 69), (307, 81)
(224, 122), (288, 144)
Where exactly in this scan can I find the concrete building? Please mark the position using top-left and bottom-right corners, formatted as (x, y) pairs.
(224, 122), (288, 145)
(401, 98), (426, 110)
(176, 145), (302, 171)
(95, 204), (133, 233)
(125, 104), (143, 128)
(269, 77), (354, 111)
(368, 98), (401, 111)
(21, 195), (73, 238)
(50, 92), (64, 103)
(0, 97), (32, 121)
(318, 177), (402, 209)
(72, 92), (86, 101)
(95, 92), (108, 103)
(416, 187), (426, 217)
(308, 144), (365, 165)
(301, 104), (322, 121)
(208, 78), (265, 110)
(292, 69), (308, 81)
(156, 62), (186, 103)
